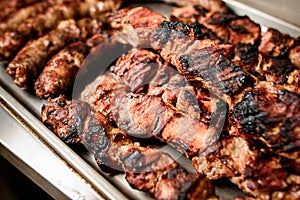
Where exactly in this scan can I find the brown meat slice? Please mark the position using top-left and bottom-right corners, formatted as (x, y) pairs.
(233, 43), (260, 72)
(230, 81), (300, 152)
(193, 134), (290, 198)
(113, 93), (174, 139)
(228, 16), (261, 45)
(41, 95), (82, 145)
(81, 74), (130, 120)
(155, 168), (218, 200)
(6, 19), (81, 88)
(259, 28), (295, 58)
(111, 48), (163, 92)
(200, 12), (238, 41)
(108, 6), (166, 47)
(120, 145), (179, 194)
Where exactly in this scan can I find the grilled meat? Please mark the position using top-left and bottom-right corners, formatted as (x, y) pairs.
(255, 57), (299, 87)
(41, 95), (82, 145)
(111, 48), (164, 92)
(0, 0), (41, 21)
(233, 43), (260, 72)
(0, 0), (121, 61)
(34, 41), (90, 99)
(42, 95), (218, 199)
(289, 39), (300, 68)
(230, 81), (300, 152)
(108, 6), (166, 47)
(0, 0), (53, 35)
(35, 33), (107, 99)
(228, 16), (261, 45)
(259, 28), (295, 58)
(6, 19), (81, 88)
(120, 145), (179, 193)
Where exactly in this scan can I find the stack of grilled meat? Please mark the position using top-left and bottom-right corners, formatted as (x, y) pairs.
(1, 0), (299, 199)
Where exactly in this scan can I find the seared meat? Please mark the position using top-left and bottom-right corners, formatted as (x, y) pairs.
(233, 43), (260, 72)
(199, 12), (238, 41)
(6, 19), (81, 88)
(113, 93), (174, 139)
(230, 81), (300, 152)
(111, 48), (163, 92)
(120, 145), (179, 193)
(256, 57), (299, 87)
(228, 16), (261, 45)
(42, 95), (218, 198)
(41, 95), (82, 145)
(35, 33), (107, 99)
(259, 28), (295, 58)
(108, 6), (165, 47)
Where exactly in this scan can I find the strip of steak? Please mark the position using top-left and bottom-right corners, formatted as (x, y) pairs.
(42, 95), (218, 199)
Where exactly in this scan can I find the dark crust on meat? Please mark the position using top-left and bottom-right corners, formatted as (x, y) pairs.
(230, 82), (300, 151)
(259, 28), (295, 58)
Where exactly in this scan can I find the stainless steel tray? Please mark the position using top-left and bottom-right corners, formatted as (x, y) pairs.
(0, 1), (299, 199)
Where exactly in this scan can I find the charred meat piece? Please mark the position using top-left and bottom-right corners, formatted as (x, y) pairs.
(111, 48), (163, 92)
(35, 33), (107, 99)
(170, 7), (221, 41)
(256, 57), (299, 87)
(228, 16), (261, 45)
(279, 148), (300, 174)
(200, 12), (238, 41)
(41, 95), (82, 145)
(42, 96), (218, 197)
(120, 145), (179, 194)
(193, 134), (290, 198)
(155, 168), (218, 200)
(259, 28), (295, 58)
(6, 19), (81, 88)
(233, 43), (260, 72)
(230, 81), (300, 151)
(108, 6), (166, 46)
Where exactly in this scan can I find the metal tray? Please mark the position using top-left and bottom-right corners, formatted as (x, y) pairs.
(0, 1), (299, 199)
